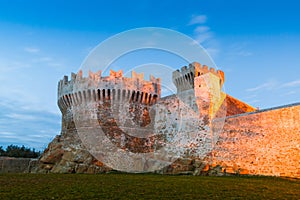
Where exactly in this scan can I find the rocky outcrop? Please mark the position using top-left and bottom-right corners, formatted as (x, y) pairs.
(35, 132), (111, 173)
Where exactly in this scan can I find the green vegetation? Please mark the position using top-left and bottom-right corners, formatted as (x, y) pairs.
(0, 174), (299, 199)
(0, 145), (40, 158)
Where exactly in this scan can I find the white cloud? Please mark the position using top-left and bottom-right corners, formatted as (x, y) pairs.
(0, 131), (16, 136)
(31, 56), (65, 69)
(233, 51), (253, 57)
(188, 15), (207, 25)
(247, 99), (260, 104)
(0, 104), (61, 150)
(282, 91), (296, 96)
(227, 43), (253, 57)
(193, 25), (213, 44)
(194, 32), (213, 43)
(246, 81), (278, 92)
(243, 94), (257, 100)
(194, 26), (210, 33)
(32, 57), (52, 63)
(205, 47), (219, 58)
(48, 63), (64, 67)
(188, 15), (218, 55)
(24, 47), (40, 53)
(282, 80), (300, 87)
(6, 113), (37, 121)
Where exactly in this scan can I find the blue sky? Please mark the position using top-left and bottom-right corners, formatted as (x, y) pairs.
(1, 0), (300, 150)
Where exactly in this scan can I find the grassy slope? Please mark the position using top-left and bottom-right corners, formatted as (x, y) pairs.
(0, 174), (299, 199)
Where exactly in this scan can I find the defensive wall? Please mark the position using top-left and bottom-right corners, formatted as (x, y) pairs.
(212, 102), (300, 178)
(34, 62), (300, 178)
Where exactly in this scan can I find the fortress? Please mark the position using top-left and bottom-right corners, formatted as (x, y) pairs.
(37, 62), (300, 178)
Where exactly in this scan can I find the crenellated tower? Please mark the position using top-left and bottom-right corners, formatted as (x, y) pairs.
(57, 69), (161, 114)
(172, 62), (225, 94)
(172, 62), (226, 121)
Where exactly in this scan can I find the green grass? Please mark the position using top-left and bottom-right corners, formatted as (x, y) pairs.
(0, 174), (299, 199)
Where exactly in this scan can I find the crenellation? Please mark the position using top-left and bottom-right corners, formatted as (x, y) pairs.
(57, 68), (162, 112)
(172, 62), (225, 93)
(59, 63), (223, 107)
(77, 70), (83, 79)
(88, 70), (94, 80)
(191, 61), (201, 69)
(94, 70), (102, 80)
(150, 74), (160, 84)
(110, 69), (123, 78)
(132, 70), (144, 80)
(63, 75), (68, 84)
(209, 67), (215, 73)
(202, 65), (209, 71)
(217, 70), (225, 85)
(71, 72), (76, 81)
(181, 66), (188, 72)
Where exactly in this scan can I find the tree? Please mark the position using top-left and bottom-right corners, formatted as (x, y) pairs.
(1, 145), (41, 158)
(0, 146), (5, 156)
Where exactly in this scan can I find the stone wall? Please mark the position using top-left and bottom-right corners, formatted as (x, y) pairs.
(36, 62), (299, 178)
(38, 91), (209, 173)
(212, 103), (300, 178)
(225, 95), (256, 116)
(0, 157), (38, 173)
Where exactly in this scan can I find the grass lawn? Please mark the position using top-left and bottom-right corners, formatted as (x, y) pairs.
(0, 173), (299, 199)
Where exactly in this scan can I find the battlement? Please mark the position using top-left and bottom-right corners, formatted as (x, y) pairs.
(57, 69), (161, 112)
(172, 62), (225, 93)
(59, 69), (160, 87)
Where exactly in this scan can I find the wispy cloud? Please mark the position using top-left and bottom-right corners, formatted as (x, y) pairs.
(48, 62), (64, 67)
(6, 113), (37, 121)
(194, 26), (210, 33)
(31, 56), (65, 69)
(188, 14), (217, 54)
(204, 47), (219, 57)
(24, 47), (40, 53)
(0, 131), (16, 136)
(246, 78), (300, 93)
(0, 104), (60, 150)
(246, 80), (278, 92)
(32, 57), (52, 63)
(282, 91), (296, 96)
(282, 80), (300, 88)
(227, 43), (253, 57)
(193, 25), (213, 43)
(194, 31), (213, 44)
(243, 94), (257, 100)
(188, 15), (207, 25)
(233, 51), (252, 57)
(247, 99), (260, 104)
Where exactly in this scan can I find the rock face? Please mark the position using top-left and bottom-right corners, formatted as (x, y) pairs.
(36, 62), (300, 178)
(36, 131), (111, 174)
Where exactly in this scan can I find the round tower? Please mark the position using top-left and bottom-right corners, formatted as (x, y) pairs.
(57, 69), (161, 134)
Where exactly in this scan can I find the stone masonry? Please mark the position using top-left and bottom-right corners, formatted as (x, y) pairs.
(36, 62), (300, 178)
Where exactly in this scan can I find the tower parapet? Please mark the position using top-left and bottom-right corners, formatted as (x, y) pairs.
(172, 62), (225, 93)
(57, 69), (161, 113)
